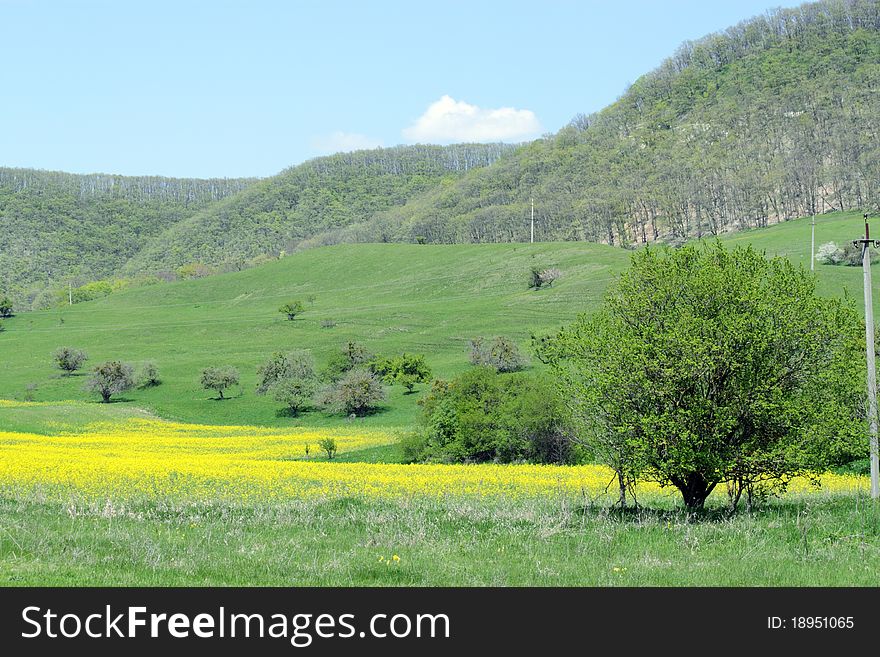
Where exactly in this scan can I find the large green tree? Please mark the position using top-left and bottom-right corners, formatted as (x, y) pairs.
(538, 242), (867, 510)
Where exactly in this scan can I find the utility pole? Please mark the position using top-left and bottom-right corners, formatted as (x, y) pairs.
(530, 197), (535, 244)
(853, 213), (880, 499)
(810, 217), (815, 272)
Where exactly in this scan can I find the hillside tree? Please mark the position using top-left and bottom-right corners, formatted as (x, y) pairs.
(538, 242), (867, 510)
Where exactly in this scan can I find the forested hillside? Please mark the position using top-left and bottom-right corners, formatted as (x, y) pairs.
(308, 0), (880, 247)
(124, 143), (514, 273)
(0, 169), (255, 306)
(3, 0), (879, 306)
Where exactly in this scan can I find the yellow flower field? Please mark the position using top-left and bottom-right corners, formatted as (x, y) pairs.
(0, 417), (870, 503)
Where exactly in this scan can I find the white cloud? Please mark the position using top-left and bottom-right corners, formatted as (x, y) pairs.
(310, 131), (384, 155)
(402, 95), (542, 143)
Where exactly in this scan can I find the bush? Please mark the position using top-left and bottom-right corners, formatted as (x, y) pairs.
(319, 367), (386, 416)
(200, 366), (240, 400)
(372, 353), (432, 393)
(407, 368), (576, 464)
(320, 319), (337, 329)
(0, 295), (13, 317)
(279, 300), (305, 320)
(53, 347), (88, 375)
(818, 241), (879, 266)
(139, 361), (161, 387)
(319, 437), (338, 459)
(816, 241), (844, 264)
(468, 336), (527, 372)
(85, 361), (135, 403)
(529, 266), (562, 289)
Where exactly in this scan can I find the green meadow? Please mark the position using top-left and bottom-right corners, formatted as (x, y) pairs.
(3, 211), (880, 586)
(0, 210), (874, 432)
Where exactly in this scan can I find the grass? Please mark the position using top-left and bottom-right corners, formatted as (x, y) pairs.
(2, 493), (879, 586)
(0, 211), (875, 432)
(2, 210), (880, 586)
(0, 241), (626, 430)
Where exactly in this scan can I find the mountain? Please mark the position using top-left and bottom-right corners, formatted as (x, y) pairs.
(122, 143), (515, 274)
(0, 168), (256, 305)
(308, 0), (880, 247)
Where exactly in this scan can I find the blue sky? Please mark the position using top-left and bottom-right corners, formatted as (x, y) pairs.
(1, 0), (806, 179)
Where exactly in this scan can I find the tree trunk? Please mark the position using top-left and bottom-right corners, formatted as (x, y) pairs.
(218, 389), (225, 400)
(617, 469), (627, 508)
(101, 390), (111, 403)
(672, 472), (716, 511)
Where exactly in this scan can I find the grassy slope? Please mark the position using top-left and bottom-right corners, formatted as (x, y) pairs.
(1, 209), (875, 433)
(0, 241), (625, 430)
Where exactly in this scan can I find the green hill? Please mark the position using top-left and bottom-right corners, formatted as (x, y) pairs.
(0, 168), (256, 307)
(122, 143), (515, 274)
(0, 209), (876, 431)
(314, 0), (880, 247)
(0, 239), (625, 429)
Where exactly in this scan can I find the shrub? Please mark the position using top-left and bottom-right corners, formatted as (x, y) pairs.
(53, 347), (88, 375)
(818, 241), (879, 266)
(407, 367), (576, 464)
(468, 336), (527, 372)
(320, 367), (386, 416)
(85, 361), (135, 403)
(816, 241), (844, 264)
(372, 353), (432, 393)
(529, 266), (562, 289)
(176, 263), (214, 279)
(139, 361), (161, 387)
(320, 319), (337, 329)
(0, 295), (13, 317)
(279, 300), (305, 321)
(319, 437), (338, 459)
(200, 366), (240, 400)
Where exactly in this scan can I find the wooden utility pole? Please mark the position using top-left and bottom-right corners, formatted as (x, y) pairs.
(854, 213), (880, 499)
(530, 197), (535, 244)
(810, 218), (815, 271)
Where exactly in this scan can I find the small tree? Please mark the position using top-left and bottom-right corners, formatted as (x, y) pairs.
(320, 367), (386, 416)
(53, 347), (88, 375)
(0, 295), (13, 318)
(200, 366), (240, 399)
(256, 350), (318, 416)
(469, 337), (527, 373)
(279, 300), (305, 321)
(86, 361), (135, 403)
(138, 361), (161, 387)
(324, 341), (374, 380)
(256, 350), (316, 393)
(319, 437), (338, 459)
